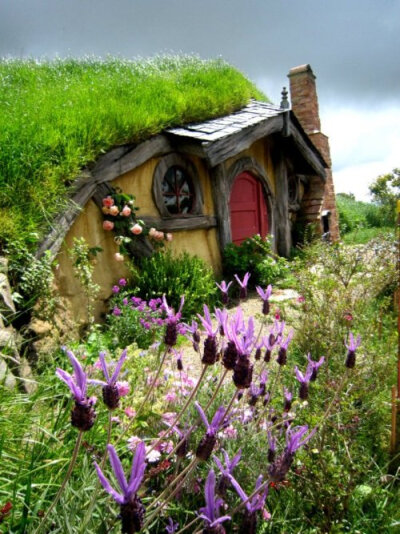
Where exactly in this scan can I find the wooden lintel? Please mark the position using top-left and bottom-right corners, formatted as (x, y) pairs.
(289, 123), (326, 181)
(141, 215), (217, 232)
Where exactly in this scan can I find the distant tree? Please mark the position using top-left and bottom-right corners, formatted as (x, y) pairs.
(336, 192), (356, 201)
(369, 168), (400, 226)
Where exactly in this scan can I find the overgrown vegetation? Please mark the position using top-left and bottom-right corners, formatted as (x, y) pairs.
(0, 56), (265, 256)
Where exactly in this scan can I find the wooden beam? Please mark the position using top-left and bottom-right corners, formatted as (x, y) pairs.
(92, 135), (174, 183)
(204, 115), (283, 167)
(141, 215), (217, 232)
(289, 123), (326, 180)
(209, 164), (231, 252)
(274, 149), (291, 257)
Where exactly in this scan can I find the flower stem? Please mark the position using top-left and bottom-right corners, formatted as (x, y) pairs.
(79, 412), (113, 533)
(175, 515), (201, 534)
(34, 431), (83, 534)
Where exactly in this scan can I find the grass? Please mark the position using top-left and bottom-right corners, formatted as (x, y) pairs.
(0, 56), (266, 255)
(341, 226), (394, 244)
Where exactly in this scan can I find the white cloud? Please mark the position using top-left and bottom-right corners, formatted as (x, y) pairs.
(321, 106), (400, 201)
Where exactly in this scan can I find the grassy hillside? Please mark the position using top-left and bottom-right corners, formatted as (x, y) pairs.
(0, 56), (266, 254)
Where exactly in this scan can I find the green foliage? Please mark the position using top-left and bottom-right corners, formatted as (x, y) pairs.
(223, 234), (290, 287)
(133, 250), (217, 320)
(336, 192), (385, 235)
(369, 167), (400, 226)
(0, 56), (266, 258)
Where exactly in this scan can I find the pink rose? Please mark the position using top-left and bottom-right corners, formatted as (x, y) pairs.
(103, 220), (114, 231)
(148, 227), (157, 238)
(166, 233), (173, 242)
(109, 205), (119, 216)
(130, 224), (143, 235)
(102, 196), (114, 207)
(121, 205), (131, 217)
(114, 252), (124, 262)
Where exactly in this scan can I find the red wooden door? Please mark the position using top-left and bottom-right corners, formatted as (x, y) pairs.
(230, 172), (268, 244)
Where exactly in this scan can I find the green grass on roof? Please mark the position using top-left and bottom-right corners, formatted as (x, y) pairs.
(0, 56), (266, 254)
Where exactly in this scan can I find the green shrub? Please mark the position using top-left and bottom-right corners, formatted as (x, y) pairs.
(133, 250), (217, 320)
(223, 234), (290, 287)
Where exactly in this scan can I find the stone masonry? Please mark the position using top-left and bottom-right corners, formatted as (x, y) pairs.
(288, 64), (340, 240)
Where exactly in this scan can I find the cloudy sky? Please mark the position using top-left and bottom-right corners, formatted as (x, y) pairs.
(1, 0), (399, 200)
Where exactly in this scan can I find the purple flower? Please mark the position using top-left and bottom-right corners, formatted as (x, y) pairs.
(112, 285), (120, 294)
(267, 429), (277, 462)
(165, 517), (179, 533)
(306, 354), (325, 381)
(228, 473), (269, 533)
(119, 278), (127, 287)
(198, 305), (219, 365)
(89, 350), (127, 410)
(283, 388), (292, 412)
(294, 365), (313, 400)
(94, 443), (146, 531)
(216, 280), (232, 306)
(198, 470), (231, 531)
(256, 284), (272, 315)
(215, 308), (229, 336)
(56, 350), (96, 431)
(213, 448), (241, 497)
(162, 295), (185, 347)
(345, 332), (361, 368)
(234, 272), (251, 300)
(285, 425), (316, 455)
(113, 306), (121, 316)
(195, 402), (226, 461)
(276, 329), (294, 366)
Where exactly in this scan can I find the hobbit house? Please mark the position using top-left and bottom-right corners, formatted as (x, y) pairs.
(34, 63), (338, 323)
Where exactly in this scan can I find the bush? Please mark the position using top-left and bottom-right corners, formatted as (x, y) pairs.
(133, 250), (217, 320)
(223, 234), (290, 287)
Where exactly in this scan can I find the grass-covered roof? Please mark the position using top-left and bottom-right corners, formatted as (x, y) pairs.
(0, 56), (266, 255)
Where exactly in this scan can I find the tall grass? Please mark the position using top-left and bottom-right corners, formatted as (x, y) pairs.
(0, 56), (266, 254)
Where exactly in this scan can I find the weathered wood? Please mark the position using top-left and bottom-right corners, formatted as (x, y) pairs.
(141, 215), (217, 232)
(204, 115), (283, 167)
(289, 122), (326, 180)
(35, 180), (97, 260)
(274, 148), (291, 257)
(209, 164), (231, 252)
(92, 135), (174, 184)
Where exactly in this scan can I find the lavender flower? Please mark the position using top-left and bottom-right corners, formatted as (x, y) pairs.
(276, 329), (294, 366)
(215, 308), (229, 337)
(165, 517), (179, 533)
(213, 448), (241, 497)
(162, 295), (185, 347)
(294, 365), (313, 400)
(345, 332), (361, 368)
(234, 272), (251, 300)
(94, 443), (146, 533)
(195, 402), (226, 461)
(283, 388), (293, 412)
(56, 350), (96, 431)
(256, 284), (272, 315)
(216, 280), (232, 306)
(198, 305), (219, 365)
(198, 470), (231, 533)
(90, 350), (127, 409)
(267, 429), (277, 462)
(228, 474), (269, 534)
(307, 354), (325, 381)
(185, 320), (201, 351)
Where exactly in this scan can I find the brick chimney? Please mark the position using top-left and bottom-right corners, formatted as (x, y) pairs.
(288, 64), (339, 241)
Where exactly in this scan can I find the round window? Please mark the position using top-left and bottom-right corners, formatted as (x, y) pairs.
(162, 166), (195, 215)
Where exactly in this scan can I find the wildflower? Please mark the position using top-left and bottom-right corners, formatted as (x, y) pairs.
(162, 295), (185, 348)
(198, 470), (231, 533)
(165, 390), (177, 403)
(117, 381), (130, 397)
(215, 308), (228, 337)
(219, 425), (237, 440)
(345, 332), (361, 368)
(297, 295), (305, 303)
(234, 272), (251, 300)
(125, 407), (136, 418)
(56, 350), (96, 431)
(94, 443), (146, 533)
(127, 435), (142, 451)
(228, 474), (269, 534)
(256, 284), (272, 315)
(103, 220), (114, 231)
(195, 403), (226, 461)
(283, 388), (292, 412)
(112, 285), (120, 294)
(113, 306), (122, 316)
(130, 224), (143, 235)
(119, 278), (127, 286)
(276, 329), (294, 366)
(213, 448), (241, 497)
(215, 280), (232, 306)
(89, 350), (127, 410)
(184, 320), (201, 351)
(306, 354), (325, 381)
